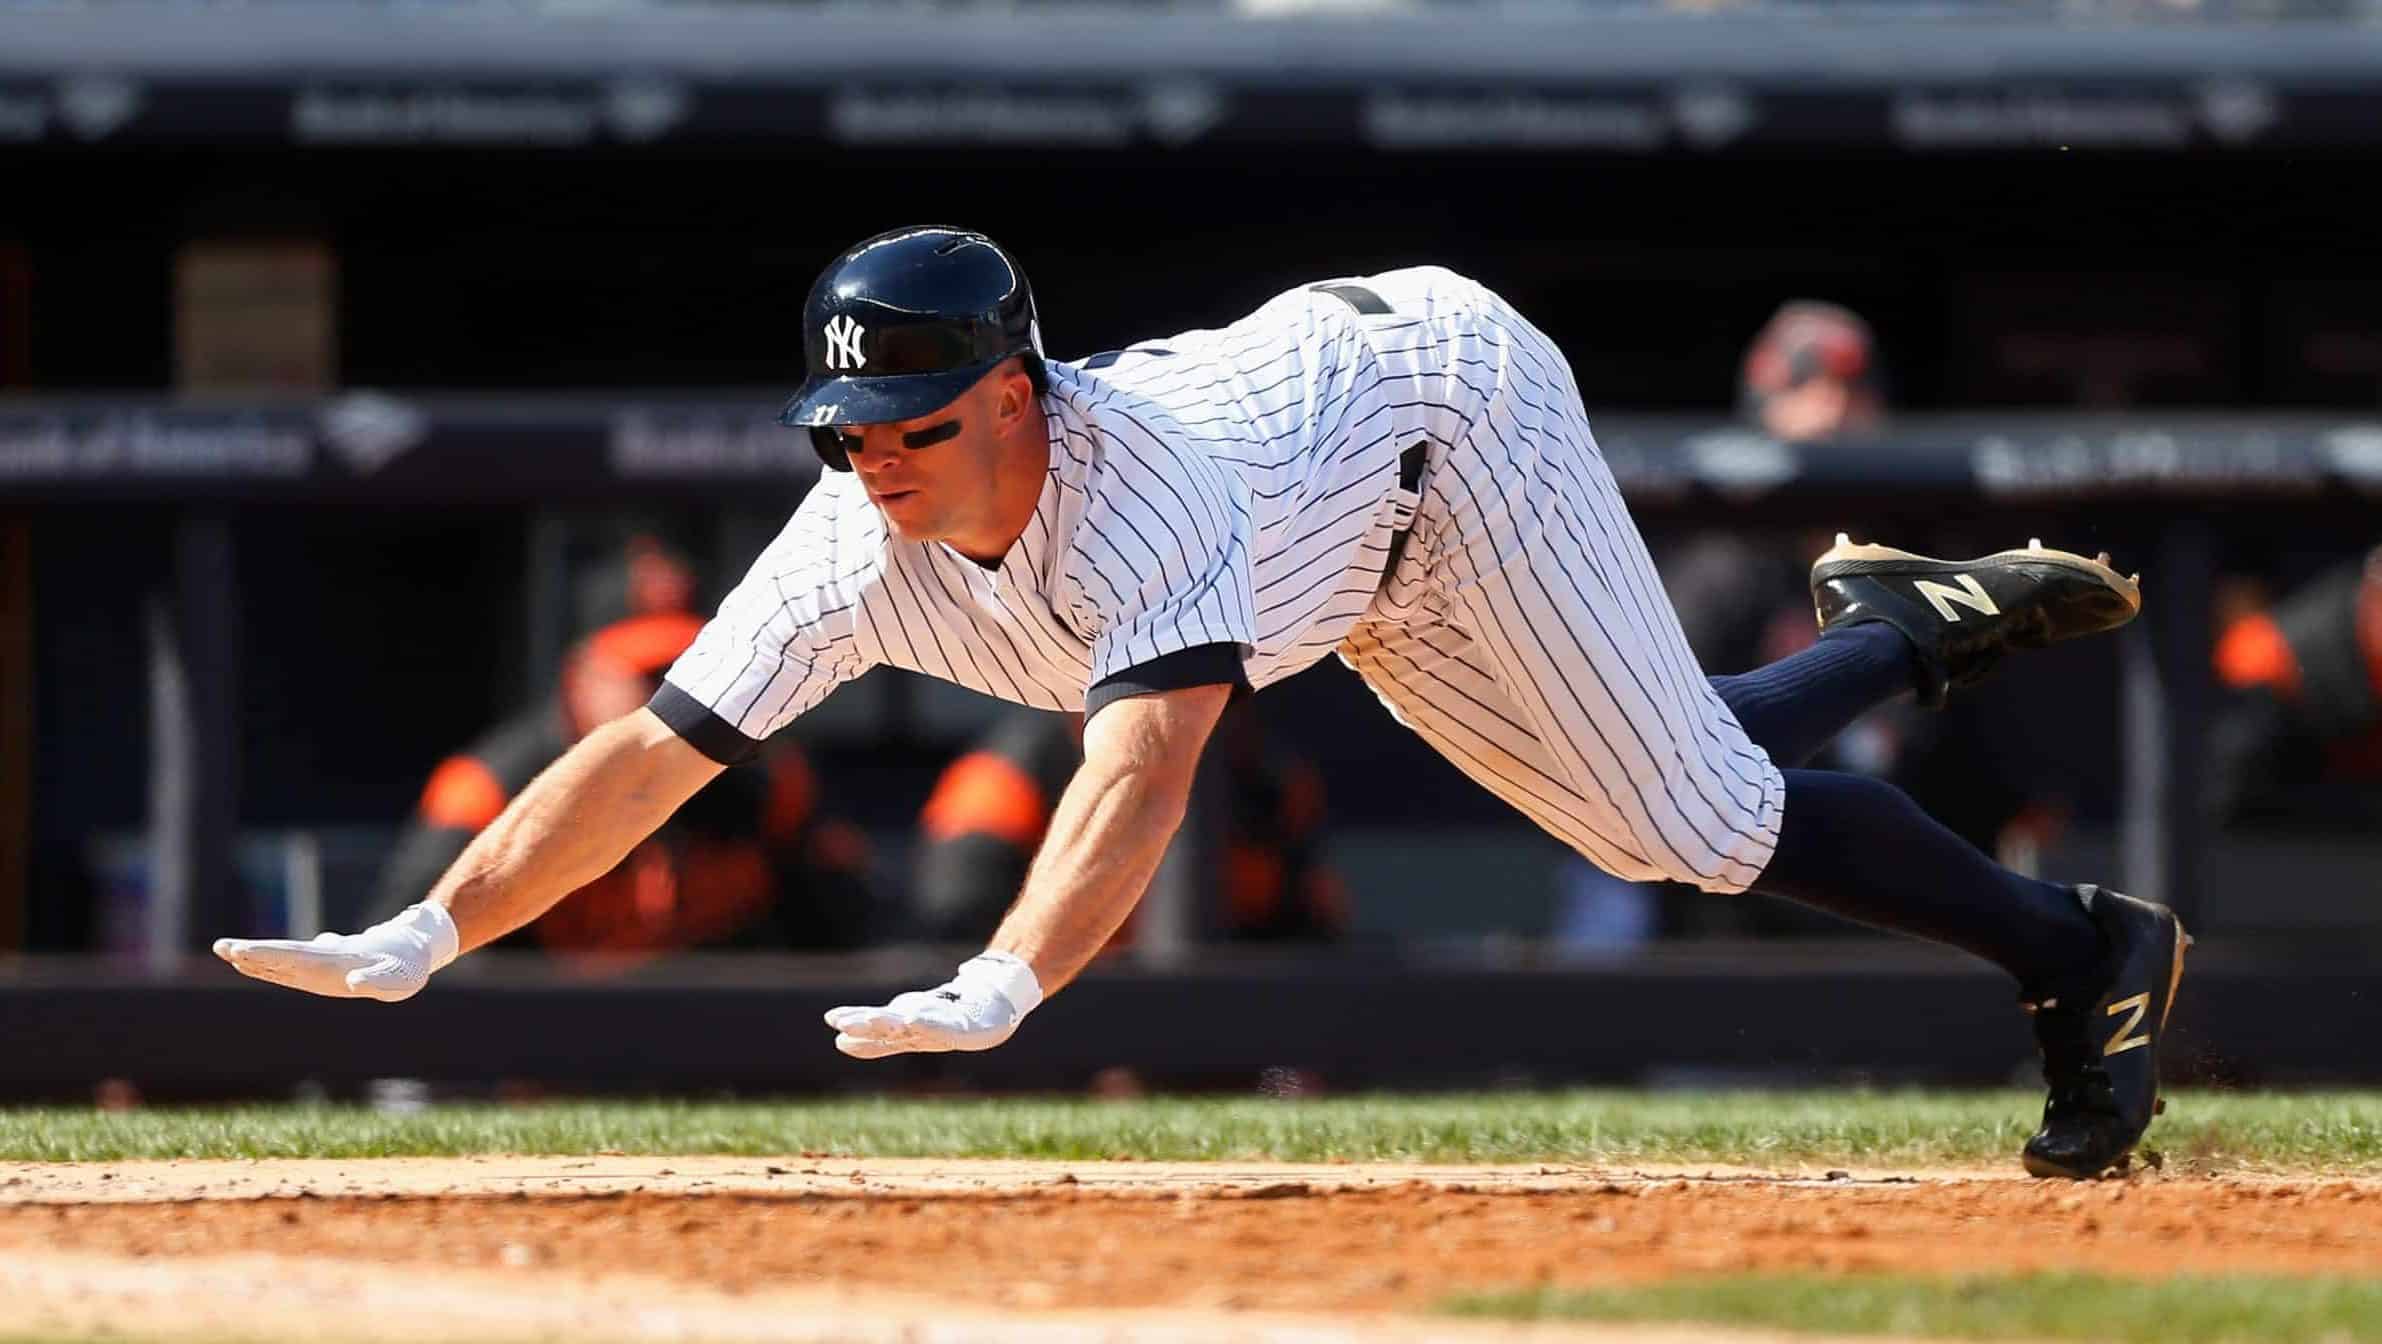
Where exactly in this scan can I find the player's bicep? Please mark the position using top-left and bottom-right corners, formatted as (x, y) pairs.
(1078, 682), (1230, 796)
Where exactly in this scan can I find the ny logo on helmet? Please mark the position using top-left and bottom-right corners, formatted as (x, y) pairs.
(823, 315), (867, 371)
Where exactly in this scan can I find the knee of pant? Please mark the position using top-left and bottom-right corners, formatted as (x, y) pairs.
(1684, 869), (1760, 898)
(1616, 840), (1754, 896)
(1629, 788), (1777, 896)
(1578, 837), (1760, 897)
(1602, 842), (1738, 896)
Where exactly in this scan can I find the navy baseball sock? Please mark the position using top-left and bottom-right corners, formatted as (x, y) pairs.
(1709, 621), (1914, 768)
(1752, 769), (2104, 996)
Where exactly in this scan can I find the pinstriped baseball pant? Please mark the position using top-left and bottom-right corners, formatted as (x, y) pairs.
(1339, 295), (1786, 893)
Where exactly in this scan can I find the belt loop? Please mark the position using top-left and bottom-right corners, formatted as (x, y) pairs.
(1380, 441), (1429, 592)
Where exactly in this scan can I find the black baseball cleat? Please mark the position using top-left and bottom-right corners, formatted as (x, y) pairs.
(2020, 885), (2191, 1180)
(1811, 537), (2142, 707)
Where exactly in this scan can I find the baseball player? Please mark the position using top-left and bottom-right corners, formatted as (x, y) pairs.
(218, 227), (2184, 1179)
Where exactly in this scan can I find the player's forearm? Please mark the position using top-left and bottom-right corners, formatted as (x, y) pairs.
(423, 707), (723, 954)
(987, 758), (1186, 992)
(988, 684), (1228, 993)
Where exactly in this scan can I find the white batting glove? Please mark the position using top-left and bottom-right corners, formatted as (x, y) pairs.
(212, 902), (460, 1003)
(824, 952), (1044, 1059)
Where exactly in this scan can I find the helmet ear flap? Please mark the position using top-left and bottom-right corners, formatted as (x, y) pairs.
(808, 426), (853, 472)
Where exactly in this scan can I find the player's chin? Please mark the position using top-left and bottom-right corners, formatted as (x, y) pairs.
(869, 493), (934, 538)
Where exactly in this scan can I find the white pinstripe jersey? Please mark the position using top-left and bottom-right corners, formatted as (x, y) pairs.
(665, 267), (1482, 745)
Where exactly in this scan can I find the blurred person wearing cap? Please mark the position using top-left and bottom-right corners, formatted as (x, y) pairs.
(913, 702), (1346, 947)
(370, 611), (875, 968)
(1738, 300), (1888, 443)
(1663, 301), (1892, 686)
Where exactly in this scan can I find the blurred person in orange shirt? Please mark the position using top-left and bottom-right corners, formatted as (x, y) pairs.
(912, 703), (1345, 948)
(2209, 542), (2382, 826)
(574, 529), (703, 633)
(372, 609), (875, 969)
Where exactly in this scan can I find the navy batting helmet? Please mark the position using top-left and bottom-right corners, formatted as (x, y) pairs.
(779, 226), (1046, 472)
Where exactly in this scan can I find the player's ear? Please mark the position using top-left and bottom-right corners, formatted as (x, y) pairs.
(994, 361), (1035, 425)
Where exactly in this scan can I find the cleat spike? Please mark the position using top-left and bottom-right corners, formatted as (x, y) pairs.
(1835, 532), (1852, 547)
(2029, 537), (2044, 550)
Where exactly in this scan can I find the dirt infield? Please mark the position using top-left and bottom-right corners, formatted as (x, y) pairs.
(5, 1157), (2381, 1341)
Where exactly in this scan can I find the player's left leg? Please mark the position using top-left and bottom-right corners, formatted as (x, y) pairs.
(1702, 531), (2143, 769)
(1703, 622), (1913, 769)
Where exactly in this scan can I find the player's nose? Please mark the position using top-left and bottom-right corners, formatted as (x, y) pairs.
(843, 427), (899, 465)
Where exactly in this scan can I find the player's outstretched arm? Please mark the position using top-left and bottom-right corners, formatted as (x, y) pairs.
(214, 707), (724, 1001)
(825, 682), (1229, 1059)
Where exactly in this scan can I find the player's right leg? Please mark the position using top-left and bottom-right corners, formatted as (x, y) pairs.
(1337, 601), (2110, 1015)
(1344, 609), (2183, 1180)
(1372, 297), (2180, 1178)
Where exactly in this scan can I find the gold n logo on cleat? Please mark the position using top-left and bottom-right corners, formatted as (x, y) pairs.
(1912, 574), (2000, 622)
(2104, 993), (2152, 1056)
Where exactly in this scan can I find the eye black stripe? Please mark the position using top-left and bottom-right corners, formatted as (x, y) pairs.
(903, 419), (962, 450)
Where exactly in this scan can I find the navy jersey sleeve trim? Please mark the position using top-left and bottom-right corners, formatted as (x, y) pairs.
(649, 681), (763, 766)
(1083, 642), (1250, 720)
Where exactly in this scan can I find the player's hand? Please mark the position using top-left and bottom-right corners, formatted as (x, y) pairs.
(213, 902), (460, 1002)
(824, 951), (1044, 1059)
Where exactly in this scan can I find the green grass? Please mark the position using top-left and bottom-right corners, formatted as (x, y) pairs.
(1446, 1273), (2382, 1342)
(2, 1090), (2378, 1169)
